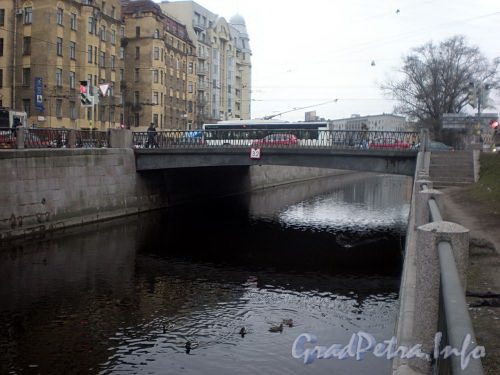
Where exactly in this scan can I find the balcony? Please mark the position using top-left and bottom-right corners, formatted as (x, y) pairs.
(197, 67), (208, 76)
(192, 20), (206, 32)
(196, 50), (209, 60)
(197, 82), (207, 91)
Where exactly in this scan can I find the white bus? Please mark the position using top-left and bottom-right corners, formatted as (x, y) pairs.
(201, 120), (330, 146)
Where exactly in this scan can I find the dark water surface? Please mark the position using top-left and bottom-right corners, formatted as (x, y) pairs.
(0, 173), (411, 374)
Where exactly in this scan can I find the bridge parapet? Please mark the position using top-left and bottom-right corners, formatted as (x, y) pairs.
(394, 151), (484, 375)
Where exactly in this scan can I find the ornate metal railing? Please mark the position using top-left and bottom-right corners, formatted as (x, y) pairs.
(75, 130), (109, 148)
(24, 128), (69, 148)
(132, 130), (420, 150)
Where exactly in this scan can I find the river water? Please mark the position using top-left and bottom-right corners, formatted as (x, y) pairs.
(0, 173), (411, 375)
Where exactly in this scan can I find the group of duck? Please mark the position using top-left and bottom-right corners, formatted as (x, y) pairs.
(239, 318), (294, 337)
(179, 318), (294, 354)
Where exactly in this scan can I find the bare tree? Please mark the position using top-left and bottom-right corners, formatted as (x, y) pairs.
(382, 35), (499, 137)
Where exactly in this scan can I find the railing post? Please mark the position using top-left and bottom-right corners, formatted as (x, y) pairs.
(67, 129), (76, 148)
(415, 189), (443, 227)
(109, 128), (133, 148)
(16, 127), (26, 149)
(420, 129), (430, 152)
(413, 221), (469, 374)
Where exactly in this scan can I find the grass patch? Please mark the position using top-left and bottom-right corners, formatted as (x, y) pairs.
(468, 153), (500, 211)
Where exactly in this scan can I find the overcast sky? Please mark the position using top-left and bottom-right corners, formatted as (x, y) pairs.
(157, 0), (500, 121)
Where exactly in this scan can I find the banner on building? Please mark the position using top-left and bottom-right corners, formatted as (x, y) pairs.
(34, 77), (45, 112)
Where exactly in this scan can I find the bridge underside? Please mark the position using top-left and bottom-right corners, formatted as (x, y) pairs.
(135, 148), (418, 176)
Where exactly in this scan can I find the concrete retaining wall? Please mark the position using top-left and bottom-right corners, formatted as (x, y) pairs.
(0, 149), (347, 240)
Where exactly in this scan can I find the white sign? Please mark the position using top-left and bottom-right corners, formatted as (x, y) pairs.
(99, 84), (110, 96)
(250, 147), (261, 159)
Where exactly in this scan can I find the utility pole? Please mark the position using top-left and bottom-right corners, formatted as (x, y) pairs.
(468, 82), (490, 144)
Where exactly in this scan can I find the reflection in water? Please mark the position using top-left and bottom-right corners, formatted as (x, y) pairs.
(0, 174), (411, 375)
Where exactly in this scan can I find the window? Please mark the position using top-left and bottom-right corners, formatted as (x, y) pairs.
(188, 82), (193, 93)
(134, 113), (139, 127)
(136, 26), (140, 37)
(111, 29), (116, 45)
(69, 71), (75, 89)
(135, 47), (140, 59)
(119, 47), (124, 59)
(88, 45), (92, 63)
(22, 68), (31, 86)
(153, 70), (158, 83)
(99, 106), (105, 122)
(69, 101), (76, 120)
(23, 99), (30, 116)
(0, 9), (5, 26)
(56, 68), (62, 87)
(70, 41), (76, 59)
(135, 68), (139, 82)
(153, 114), (158, 126)
(24, 7), (32, 24)
(119, 69), (124, 81)
(154, 29), (159, 39)
(56, 99), (63, 118)
(153, 92), (159, 105)
(134, 91), (139, 105)
(94, 46), (97, 65)
(99, 51), (105, 67)
(154, 47), (159, 60)
(111, 6), (116, 19)
(100, 26), (106, 41)
(0, 69), (2, 88)
(57, 8), (63, 25)
(56, 38), (63, 56)
(0, 38), (3, 56)
(88, 17), (93, 34)
(188, 62), (193, 74)
(120, 26), (125, 38)
(111, 55), (115, 70)
(23, 37), (31, 55)
(70, 13), (77, 30)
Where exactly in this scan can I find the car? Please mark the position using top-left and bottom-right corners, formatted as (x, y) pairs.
(428, 141), (453, 151)
(251, 133), (298, 146)
(369, 138), (411, 149)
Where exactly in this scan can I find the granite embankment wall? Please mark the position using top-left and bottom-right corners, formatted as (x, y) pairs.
(0, 149), (346, 239)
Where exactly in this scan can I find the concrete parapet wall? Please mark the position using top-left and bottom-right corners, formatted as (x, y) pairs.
(0, 149), (348, 239)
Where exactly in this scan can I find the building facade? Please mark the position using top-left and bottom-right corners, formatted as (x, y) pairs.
(159, 1), (252, 127)
(122, 0), (196, 130)
(0, 0), (124, 129)
(329, 114), (407, 132)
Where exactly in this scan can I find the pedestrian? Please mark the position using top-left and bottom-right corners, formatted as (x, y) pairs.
(147, 123), (158, 148)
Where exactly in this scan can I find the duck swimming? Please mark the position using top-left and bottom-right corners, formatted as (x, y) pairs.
(282, 319), (293, 327)
(239, 327), (247, 337)
(269, 323), (283, 333)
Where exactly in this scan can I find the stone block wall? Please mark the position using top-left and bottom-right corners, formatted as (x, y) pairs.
(0, 149), (346, 240)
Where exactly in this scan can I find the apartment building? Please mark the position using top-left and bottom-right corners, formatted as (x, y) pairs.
(122, 0), (195, 130)
(0, 0), (124, 129)
(159, 1), (252, 127)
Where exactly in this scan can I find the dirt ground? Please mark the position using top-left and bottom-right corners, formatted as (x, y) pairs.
(442, 186), (500, 374)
